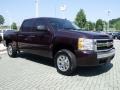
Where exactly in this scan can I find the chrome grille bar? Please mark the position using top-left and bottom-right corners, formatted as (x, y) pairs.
(95, 39), (113, 52)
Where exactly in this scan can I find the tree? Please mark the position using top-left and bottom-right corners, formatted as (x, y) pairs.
(85, 21), (95, 31)
(109, 18), (120, 25)
(115, 21), (120, 30)
(95, 19), (104, 31)
(11, 22), (17, 30)
(75, 9), (87, 29)
(102, 21), (107, 31)
(0, 15), (5, 25)
(109, 18), (120, 30)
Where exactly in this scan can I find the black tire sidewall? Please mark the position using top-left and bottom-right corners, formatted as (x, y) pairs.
(7, 43), (17, 57)
(54, 49), (76, 75)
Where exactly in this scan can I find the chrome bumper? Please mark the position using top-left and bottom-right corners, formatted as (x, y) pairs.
(97, 49), (115, 59)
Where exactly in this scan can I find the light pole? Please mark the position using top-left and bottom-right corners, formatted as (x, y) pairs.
(107, 10), (111, 32)
(60, 4), (67, 19)
(35, 0), (39, 17)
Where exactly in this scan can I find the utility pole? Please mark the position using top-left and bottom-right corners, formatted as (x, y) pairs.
(35, 0), (39, 17)
(60, 4), (67, 19)
(107, 10), (111, 32)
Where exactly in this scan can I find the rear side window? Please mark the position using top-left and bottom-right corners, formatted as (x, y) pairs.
(33, 19), (47, 32)
(48, 19), (63, 30)
(21, 19), (35, 32)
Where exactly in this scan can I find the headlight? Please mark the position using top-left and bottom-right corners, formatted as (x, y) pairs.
(78, 38), (94, 50)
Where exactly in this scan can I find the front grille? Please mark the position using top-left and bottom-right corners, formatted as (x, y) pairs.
(97, 45), (113, 50)
(96, 39), (113, 52)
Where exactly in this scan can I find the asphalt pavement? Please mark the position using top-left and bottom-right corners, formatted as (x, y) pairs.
(0, 40), (119, 90)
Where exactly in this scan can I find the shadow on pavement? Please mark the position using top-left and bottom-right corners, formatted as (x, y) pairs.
(76, 63), (113, 76)
(17, 53), (113, 76)
(17, 53), (54, 67)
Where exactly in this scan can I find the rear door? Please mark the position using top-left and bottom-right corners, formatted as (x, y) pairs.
(18, 19), (53, 58)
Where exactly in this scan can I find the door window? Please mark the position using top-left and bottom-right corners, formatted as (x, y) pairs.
(33, 19), (48, 32)
(21, 19), (35, 32)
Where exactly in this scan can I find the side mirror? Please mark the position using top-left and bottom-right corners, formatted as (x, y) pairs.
(36, 25), (47, 31)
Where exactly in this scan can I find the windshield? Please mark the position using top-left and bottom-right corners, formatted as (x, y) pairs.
(49, 19), (80, 30)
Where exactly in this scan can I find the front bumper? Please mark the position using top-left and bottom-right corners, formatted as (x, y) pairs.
(75, 48), (115, 66)
(97, 49), (115, 59)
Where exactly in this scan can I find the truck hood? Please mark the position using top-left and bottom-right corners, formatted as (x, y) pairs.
(57, 30), (112, 39)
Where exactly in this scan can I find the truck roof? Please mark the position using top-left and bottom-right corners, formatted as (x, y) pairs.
(24, 17), (65, 21)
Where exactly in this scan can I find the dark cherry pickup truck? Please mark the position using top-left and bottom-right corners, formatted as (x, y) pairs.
(3, 17), (115, 75)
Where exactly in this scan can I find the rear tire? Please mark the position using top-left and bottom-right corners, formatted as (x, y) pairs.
(7, 43), (17, 57)
(54, 49), (77, 75)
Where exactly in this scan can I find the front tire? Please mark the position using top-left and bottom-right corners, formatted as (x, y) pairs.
(7, 43), (17, 57)
(54, 49), (77, 75)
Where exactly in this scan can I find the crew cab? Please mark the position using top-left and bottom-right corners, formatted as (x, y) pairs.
(3, 17), (115, 75)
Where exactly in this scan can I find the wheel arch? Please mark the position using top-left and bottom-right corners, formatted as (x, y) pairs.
(53, 43), (75, 57)
(5, 39), (13, 47)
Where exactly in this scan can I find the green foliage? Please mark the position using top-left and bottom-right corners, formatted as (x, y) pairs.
(95, 19), (104, 31)
(0, 15), (5, 25)
(109, 18), (120, 25)
(0, 26), (10, 29)
(115, 21), (120, 30)
(11, 22), (17, 30)
(85, 21), (95, 31)
(75, 9), (87, 28)
(102, 21), (107, 31)
(109, 18), (120, 30)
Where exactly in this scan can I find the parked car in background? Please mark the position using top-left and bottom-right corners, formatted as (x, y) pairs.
(112, 32), (120, 39)
(105, 32), (120, 39)
(0, 29), (11, 43)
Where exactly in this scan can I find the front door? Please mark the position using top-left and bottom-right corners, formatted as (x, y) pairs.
(28, 19), (53, 58)
(18, 19), (35, 51)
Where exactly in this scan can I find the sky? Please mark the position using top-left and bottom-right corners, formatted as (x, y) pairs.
(0, 0), (120, 26)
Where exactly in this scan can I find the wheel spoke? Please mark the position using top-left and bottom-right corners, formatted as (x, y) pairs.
(57, 55), (70, 72)
(8, 45), (13, 56)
